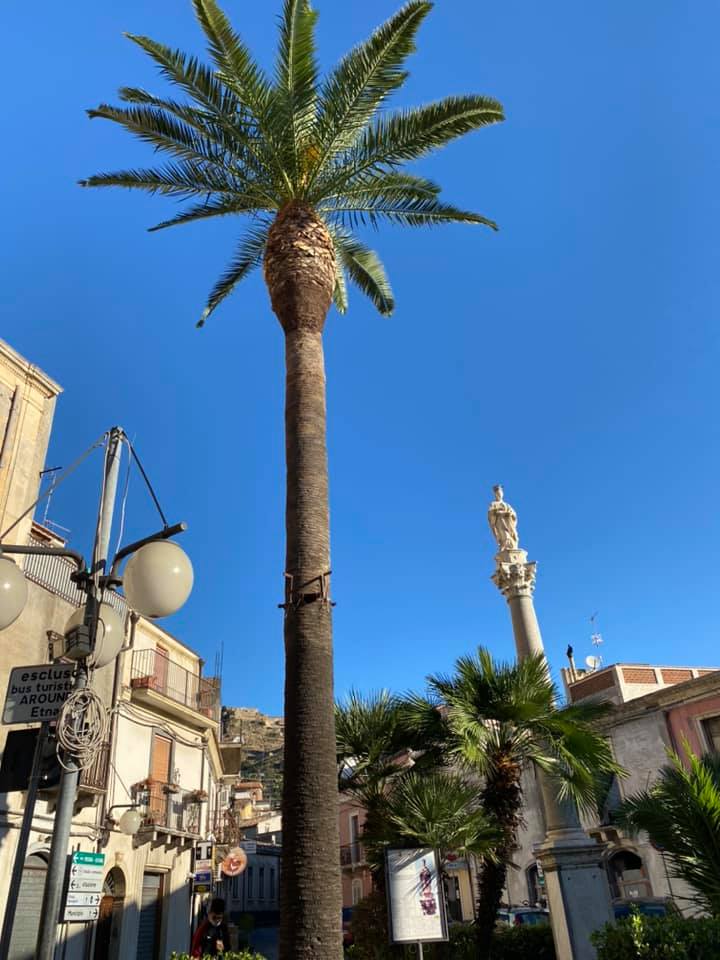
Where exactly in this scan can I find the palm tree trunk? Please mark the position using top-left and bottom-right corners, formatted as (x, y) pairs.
(264, 202), (342, 960)
(475, 761), (523, 960)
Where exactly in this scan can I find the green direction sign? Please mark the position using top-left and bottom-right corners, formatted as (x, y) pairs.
(73, 852), (105, 866)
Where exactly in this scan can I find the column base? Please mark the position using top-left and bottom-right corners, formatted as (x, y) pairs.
(534, 833), (613, 960)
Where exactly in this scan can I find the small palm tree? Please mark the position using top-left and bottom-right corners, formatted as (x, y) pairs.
(372, 770), (501, 867)
(336, 690), (442, 844)
(82, 4), (503, 958)
(615, 747), (720, 916)
(405, 648), (622, 958)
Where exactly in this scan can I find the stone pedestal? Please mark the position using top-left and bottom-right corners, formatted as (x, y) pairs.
(489, 520), (614, 959)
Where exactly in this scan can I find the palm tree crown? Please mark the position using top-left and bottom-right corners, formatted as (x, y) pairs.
(81, 0), (504, 324)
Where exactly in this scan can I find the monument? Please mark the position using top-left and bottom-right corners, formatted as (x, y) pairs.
(488, 486), (614, 960)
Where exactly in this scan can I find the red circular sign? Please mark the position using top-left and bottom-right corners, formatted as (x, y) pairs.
(221, 847), (248, 877)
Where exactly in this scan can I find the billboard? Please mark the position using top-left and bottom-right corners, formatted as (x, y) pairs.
(386, 848), (448, 944)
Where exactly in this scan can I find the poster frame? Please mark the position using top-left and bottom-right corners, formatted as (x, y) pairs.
(385, 847), (449, 944)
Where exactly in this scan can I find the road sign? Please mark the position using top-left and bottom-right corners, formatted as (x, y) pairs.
(193, 868), (213, 895)
(195, 841), (214, 862)
(3, 664), (75, 725)
(63, 851), (105, 922)
(66, 893), (101, 907)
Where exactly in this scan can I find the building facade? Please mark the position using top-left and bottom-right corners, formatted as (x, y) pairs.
(505, 662), (720, 914)
(0, 340), (226, 960)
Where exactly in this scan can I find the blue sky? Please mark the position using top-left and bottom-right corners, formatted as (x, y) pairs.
(3, 1), (719, 715)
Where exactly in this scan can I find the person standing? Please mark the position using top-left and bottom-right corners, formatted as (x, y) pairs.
(191, 897), (231, 957)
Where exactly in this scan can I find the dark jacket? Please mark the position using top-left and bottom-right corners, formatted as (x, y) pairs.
(191, 918), (231, 957)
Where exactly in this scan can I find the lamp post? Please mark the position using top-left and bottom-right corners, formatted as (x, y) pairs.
(0, 427), (193, 960)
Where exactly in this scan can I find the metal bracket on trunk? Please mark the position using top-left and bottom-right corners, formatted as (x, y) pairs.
(279, 570), (335, 611)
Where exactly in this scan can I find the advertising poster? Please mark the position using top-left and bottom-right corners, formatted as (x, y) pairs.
(386, 848), (448, 943)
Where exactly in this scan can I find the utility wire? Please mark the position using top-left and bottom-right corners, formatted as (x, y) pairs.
(0, 431), (109, 542)
(124, 437), (168, 528)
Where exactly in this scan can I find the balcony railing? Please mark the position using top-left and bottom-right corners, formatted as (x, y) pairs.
(340, 842), (365, 867)
(138, 783), (203, 835)
(130, 648), (220, 722)
(79, 741), (110, 793)
(24, 533), (127, 616)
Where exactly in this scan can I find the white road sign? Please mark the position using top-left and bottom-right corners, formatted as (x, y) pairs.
(66, 893), (101, 907)
(63, 852), (105, 922)
(64, 906), (99, 922)
(3, 663), (75, 724)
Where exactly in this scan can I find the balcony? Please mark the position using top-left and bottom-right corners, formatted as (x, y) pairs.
(136, 782), (203, 842)
(340, 842), (365, 868)
(130, 648), (220, 729)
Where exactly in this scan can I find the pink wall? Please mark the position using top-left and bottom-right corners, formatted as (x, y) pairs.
(666, 693), (720, 759)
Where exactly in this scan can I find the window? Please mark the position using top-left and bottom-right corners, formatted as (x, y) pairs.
(702, 716), (720, 753)
(269, 868), (276, 901)
(351, 879), (364, 906)
(247, 866), (254, 899)
(349, 814), (361, 863)
(259, 867), (265, 900)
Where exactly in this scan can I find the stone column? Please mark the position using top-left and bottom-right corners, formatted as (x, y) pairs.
(488, 488), (614, 960)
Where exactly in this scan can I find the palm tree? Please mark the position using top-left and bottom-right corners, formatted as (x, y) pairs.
(615, 747), (720, 916)
(81, 4), (503, 958)
(336, 690), (442, 856)
(405, 648), (622, 958)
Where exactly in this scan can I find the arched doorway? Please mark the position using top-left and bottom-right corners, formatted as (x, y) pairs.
(526, 863), (547, 908)
(7, 852), (48, 960)
(607, 849), (652, 900)
(93, 866), (126, 960)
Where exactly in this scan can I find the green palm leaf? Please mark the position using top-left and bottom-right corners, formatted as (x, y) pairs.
(197, 223), (270, 327)
(328, 226), (394, 315)
(311, 1), (432, 183)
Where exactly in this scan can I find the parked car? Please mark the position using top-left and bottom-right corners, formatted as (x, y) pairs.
(613, 898), (679, 920)
(496, 906), (550, 927)
(342, 907), (354, 949)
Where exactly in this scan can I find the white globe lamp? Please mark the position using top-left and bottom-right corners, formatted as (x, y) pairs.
(123, 540), (193, 618)
(118, 808), (142, 836)
(64, 602), (125, 668)
(0, 556), (28, 630)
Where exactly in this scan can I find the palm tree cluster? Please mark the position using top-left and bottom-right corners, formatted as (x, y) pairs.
(81, 4), (503, 960)
(336, 648), (622, 957)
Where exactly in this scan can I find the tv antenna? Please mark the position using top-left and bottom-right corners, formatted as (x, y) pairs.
(589, 611), (604, 649)
(38, 467), (71, 536)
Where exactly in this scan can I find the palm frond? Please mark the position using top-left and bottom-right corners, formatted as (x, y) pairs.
(330, 94), (504, 190)
(310, 1), (431, 183)
(332, 259), (348, 315)
(148, 194), (272, 232)
(327, 225), (394, 315)
(197, 223), (269, 327)
(79, 162), (239, 197)
(87, 103), (234, 172)
(274, 0), (319, 183)
(125, 33), (233, 114)
(324, 195), (497, 230)
(615, 748), (720, 915)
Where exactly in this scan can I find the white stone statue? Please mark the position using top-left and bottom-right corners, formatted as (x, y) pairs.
(488, 484), (520, 552)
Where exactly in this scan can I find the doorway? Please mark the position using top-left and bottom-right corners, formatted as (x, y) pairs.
(93, 866), (126, 960)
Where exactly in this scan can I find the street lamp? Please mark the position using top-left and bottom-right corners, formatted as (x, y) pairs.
(0, 426), (193, 960)
(0, 556), (28, 629)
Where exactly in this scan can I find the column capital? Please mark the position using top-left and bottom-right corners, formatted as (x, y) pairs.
(491, 548), (537, 600)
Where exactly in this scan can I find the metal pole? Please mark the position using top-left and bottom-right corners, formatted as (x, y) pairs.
(0, 722), (50, 960)
(35, 428), (123, 960)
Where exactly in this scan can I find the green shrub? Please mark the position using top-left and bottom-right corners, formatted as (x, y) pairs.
(170, 951), (264, 960)
(591, 914), (720, 960)
(488, 925), (555, 960)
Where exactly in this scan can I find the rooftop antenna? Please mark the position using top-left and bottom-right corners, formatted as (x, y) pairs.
(38, 467), (71, 536)
(588, 612), (604, 669)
